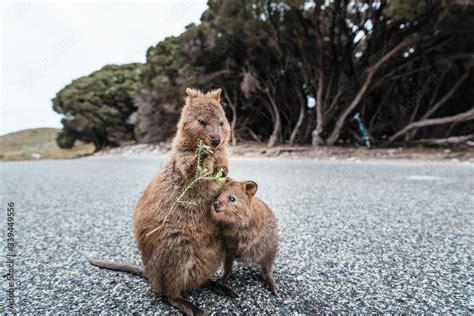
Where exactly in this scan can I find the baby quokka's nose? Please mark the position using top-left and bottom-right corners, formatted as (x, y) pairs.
(211, 137), (220, 147)
(213, 201), (222, 212)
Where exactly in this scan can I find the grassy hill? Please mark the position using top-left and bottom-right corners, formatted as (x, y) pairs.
(0, 128), (95, 161)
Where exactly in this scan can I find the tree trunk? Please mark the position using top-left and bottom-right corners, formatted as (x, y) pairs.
(311, 25), (325, 147)
(420, 70), (469, 121)
(411, 134), (474, 145)
(386, 108), (474, 145)
(289, 89), (306, 145)
(369, 82), (395, 131)
(265, 89), (282, 147)
(326, 35), (418, 145)
(312, 69), (325, 147)
(407, 71), (468, 141)
(223, 88), (238, 146)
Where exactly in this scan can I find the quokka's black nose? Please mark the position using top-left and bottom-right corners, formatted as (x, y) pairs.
(213, 201), (221, 209)
(211, 137), (220, 147)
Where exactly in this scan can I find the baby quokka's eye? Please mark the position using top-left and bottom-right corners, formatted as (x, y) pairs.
(220, 121), (224, 127)
(198, 119), (207, 127)
(228, 196), (236, 203)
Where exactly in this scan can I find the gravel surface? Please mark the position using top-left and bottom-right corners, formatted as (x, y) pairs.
(1, 158), (473, 314)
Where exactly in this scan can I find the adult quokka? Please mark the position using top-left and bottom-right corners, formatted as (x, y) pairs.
(90, 88), (232, 315)
(212, 178), (279, 295)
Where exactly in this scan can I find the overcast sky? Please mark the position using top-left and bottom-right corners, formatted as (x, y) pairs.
(0, 1), (207, 135)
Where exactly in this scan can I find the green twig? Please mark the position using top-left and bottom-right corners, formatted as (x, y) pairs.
(146, 139), (225, 237)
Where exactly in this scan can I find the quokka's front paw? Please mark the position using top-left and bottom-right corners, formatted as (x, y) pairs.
(202, 161), (214, 173)
(201, 147), (210, 159)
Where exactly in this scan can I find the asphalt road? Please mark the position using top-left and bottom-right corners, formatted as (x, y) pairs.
(1, 158), (473, 314)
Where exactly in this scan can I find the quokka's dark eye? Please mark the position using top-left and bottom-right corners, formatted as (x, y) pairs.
(220, 121), (224, 127)
(198, 119), (207, 126)
(228, 196), (236, 203)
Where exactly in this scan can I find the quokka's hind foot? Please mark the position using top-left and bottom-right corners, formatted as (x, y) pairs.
(166, 296), (205, 316)
(217, 254), (234, 284)
(264, 275), (278, 296)
(262, 263), (278, 296)
(217, 273), (231, 284)
(204, 279), (237, 297)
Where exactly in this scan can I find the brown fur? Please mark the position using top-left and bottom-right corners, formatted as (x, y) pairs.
(133, 88), (232, 314)
(211, 179), (279, 295)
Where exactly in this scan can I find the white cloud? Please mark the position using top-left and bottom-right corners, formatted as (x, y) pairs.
(0, 1), (207, 135)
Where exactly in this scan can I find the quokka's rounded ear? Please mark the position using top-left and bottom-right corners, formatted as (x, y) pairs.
(207, 88), (222, 101)
(186, 88), (201, 98)
(242, 181), (258, 198)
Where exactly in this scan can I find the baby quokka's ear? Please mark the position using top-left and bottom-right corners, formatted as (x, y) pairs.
(207, 88), (222, 101)
(242, 181), (258, 199)
(186, 88), (202, 99)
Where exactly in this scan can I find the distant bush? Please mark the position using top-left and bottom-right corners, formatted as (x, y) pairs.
(56, 131), (75, 149)
(53, 64), (142, 150)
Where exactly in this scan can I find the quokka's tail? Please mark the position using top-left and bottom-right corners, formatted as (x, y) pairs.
(88, 257), (145, 279)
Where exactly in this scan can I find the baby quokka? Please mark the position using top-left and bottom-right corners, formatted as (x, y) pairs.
(212, 178), (279, 295)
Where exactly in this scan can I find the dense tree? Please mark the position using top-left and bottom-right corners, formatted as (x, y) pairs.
(136, 0), (473, 147)
(134, 35), (200, 143)
(55, 1), (473, 149)
(53, 64), (143, 150)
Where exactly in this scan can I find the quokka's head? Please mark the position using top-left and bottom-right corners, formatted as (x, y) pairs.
(211, 178), (258, 226)
(177, 88), (230, 149)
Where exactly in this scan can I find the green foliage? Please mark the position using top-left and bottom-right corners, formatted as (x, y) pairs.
(176, 139), (226, 207)
(53, 63), (143, 150)
(56, 131), (75, 149)
(135, 0), (473, 147)
(385, 0), (432, 20)
(53, 1), (473, 148)
(135, 36), (200, 143)
(146, 139), (226, 237)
